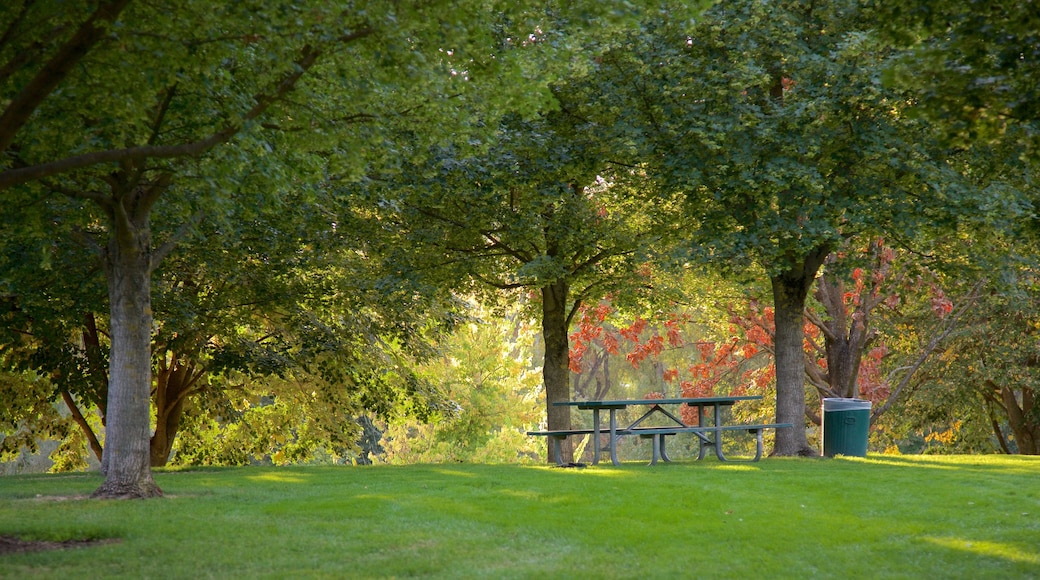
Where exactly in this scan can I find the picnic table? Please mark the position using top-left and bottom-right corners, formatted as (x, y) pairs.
(528, 396), (791, 466)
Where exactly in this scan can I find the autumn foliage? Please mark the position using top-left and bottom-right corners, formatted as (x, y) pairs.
(568, 301), (763, 425)
(567, 240), (959, 428)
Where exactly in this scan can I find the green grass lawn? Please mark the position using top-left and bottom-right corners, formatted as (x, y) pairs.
(2, 455), (1039, 579)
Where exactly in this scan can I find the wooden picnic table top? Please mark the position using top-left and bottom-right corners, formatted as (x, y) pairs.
(552, 395), (762, 408)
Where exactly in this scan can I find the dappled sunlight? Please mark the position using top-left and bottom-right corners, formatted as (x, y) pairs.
(561, 466), (640, 478)
(519, 465), (638, 478)
(857, 455), (959, 470)
(431, 468), (477, 478)
(5, 458), (1040, 577)
(709, 464), (760, 472)
(245, 472), (309, 484)
(494, 489), (585, 507)
(857, 454), (1040, 476)
(498, 489), (544, 501)
(923, 537), (1040, 566)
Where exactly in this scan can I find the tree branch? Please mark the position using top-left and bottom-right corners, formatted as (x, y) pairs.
(0, 27), (375, 190)
(167, 367), (208, 412)
(130, 171), (173, 224)
(147, 84), (178, 147)
(871, 278), (985, 421)
(40, 178), (110, 206)
(413, 205), (535, 265)
(568, 244), (639, 279)
(0, 4), (56, 85)
(152, 209), (205, 268)
(469, 271), (527, 290)
(0, 1), (32, 53)
(60, 389), (104, 462)
(0, 0), (133, 153)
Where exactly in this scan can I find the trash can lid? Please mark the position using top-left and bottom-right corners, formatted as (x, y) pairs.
(822, 397), (872, 411)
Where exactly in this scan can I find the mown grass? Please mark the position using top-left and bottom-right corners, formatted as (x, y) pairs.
(1, 455), (1039, 579)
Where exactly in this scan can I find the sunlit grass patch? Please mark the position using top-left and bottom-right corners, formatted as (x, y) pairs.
(923, 537), (1040, 566)
(244, 472), (309, 484)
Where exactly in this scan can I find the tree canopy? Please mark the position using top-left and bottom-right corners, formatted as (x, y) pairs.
(2, 1), (1038, 476)
(356, 105), (679, 462)
(569, 0), (1010, 454)
(0, 0), (642, 494)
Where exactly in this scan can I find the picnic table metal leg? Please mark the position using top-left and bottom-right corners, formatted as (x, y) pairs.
(695, 429), (711, 460)
(552, 436), (566, 466)
(692, 404), (709, 460)
(714, 427), (728, 461)
(715, 428), (765, 463)
(713, 405), (728, 461)
(591, 409), (602, 465)
(607, 409), (615, 467)
(649, 436), (661, 466)
(659, 434), (671, 462)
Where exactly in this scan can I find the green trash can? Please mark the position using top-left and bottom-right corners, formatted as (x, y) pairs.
(822, 398), (871, 457)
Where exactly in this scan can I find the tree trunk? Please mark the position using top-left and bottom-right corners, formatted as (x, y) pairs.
(1002, 385), (1038, 455)
(542, 280), (573, 464)
(815, 275), (867, 399)
(770, 247), (829, 457)
(92, 206), (162, 499)
(150, 357), (202, 467)
(82, 312), (109, 421)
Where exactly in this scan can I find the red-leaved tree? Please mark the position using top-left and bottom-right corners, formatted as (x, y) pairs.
(567, 241), (980, 451)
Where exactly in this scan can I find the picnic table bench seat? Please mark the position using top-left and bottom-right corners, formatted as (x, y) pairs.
(624, 423), (793, 464)
(527, 423), (792, 466)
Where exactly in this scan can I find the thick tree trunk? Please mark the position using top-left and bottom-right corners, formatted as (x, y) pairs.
(92, 210), (162, 498)
(542, 281), (573, 464)
(770, 247), (829, 457)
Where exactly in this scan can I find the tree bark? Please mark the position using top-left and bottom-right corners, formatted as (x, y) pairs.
(814, 274), (871, 399)
(1002, 385), (1038, 455)
(770, 247), (829, 456)
(82, 312), (110, 420)
(150, 357), (203, 467)
(542, 280), (573, 464)
(92, 193), (162, 499)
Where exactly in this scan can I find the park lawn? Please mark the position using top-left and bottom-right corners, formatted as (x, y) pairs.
(1, 455), (1039, 579)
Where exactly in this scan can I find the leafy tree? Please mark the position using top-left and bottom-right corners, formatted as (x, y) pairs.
(362, 109), (676, 463)
(581, 0), (985, 455)
(566, 292), (785, 460)
(910, 269), (1040, 454)
(877, 0), (1040, 152)
(379, 304), (544, 464)
(0, 1), (631, 495)
(873, 1), (1040, 453)
(0, 368), (84, 470)
(0, 178), (454, 470)
(805, 241), (982, 413)
(0, 207), (111, 466)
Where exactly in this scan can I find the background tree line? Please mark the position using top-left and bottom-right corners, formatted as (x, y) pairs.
(1, 0), (1037, 485)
